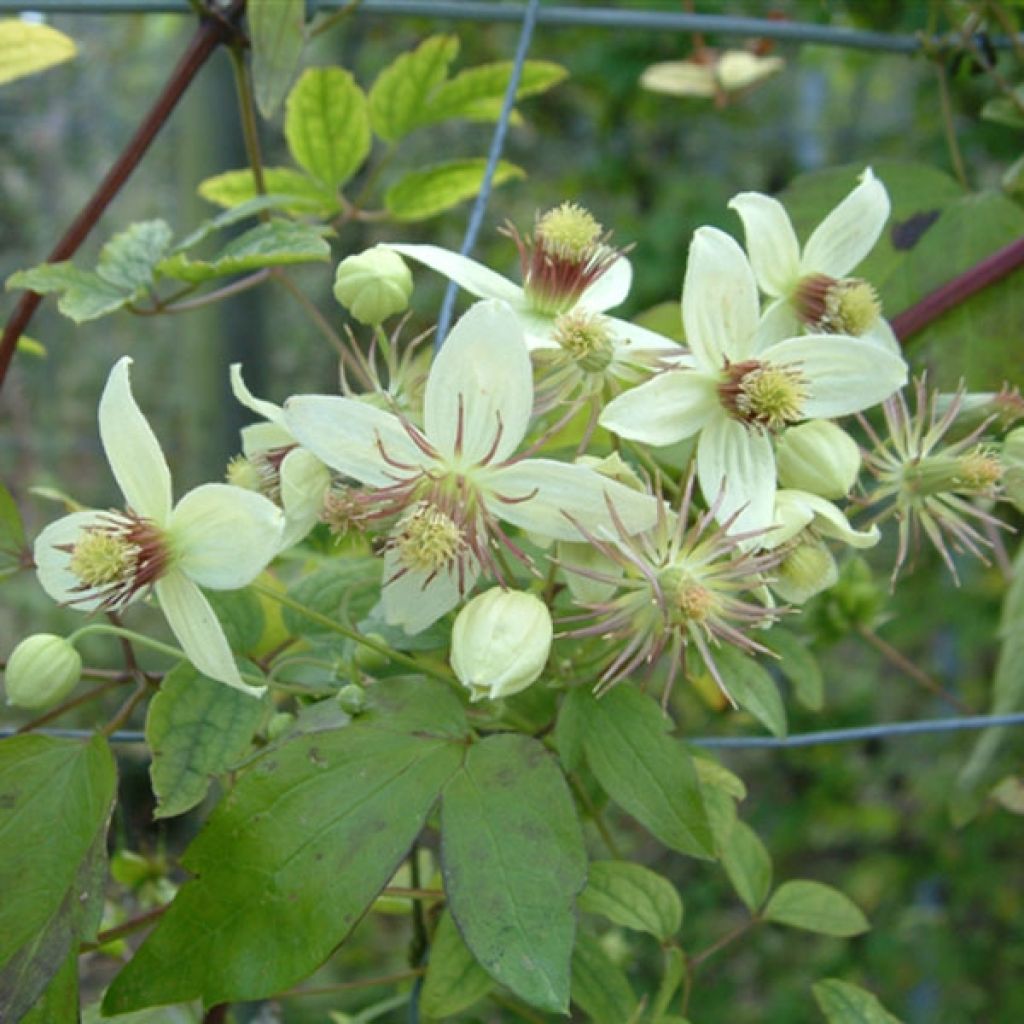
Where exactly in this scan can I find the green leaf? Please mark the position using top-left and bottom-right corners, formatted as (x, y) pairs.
(569, 931), (638, 1024)
(763, 881), (869, 937)
(249, 0), (306, 119)
(368, 35), (460, 142)
(578, 687), (714, 859)
(555, 687), (587, 773)
(719, 820), (773, 913)
(96, 219), (173, 292)
(21, 951), (77, 1024)
(197, 167), (341, 217)
(145, 663), (267, 819)
(420, 60), (568, 126)
(0, 735), (116, 1020)
(0, 20), (76, 85)
(762, 628), (824, 711)
(441, 734), (586, 1013)
(692, 751), (747, 801)
(157, 220), (330, 283)
(385, 159), (524, 222)
(651, 946), (687, 1021)
(420, 909), (494, 1018)
(981, 88), (1024, 131)
(578, 860), (683, 941)
(812, 978), (904, 1023)
(203, 587), (266, 655)
(714, 646), (787, 738)
(0, 482), (26, 574)
(282, 557), (382, 636)
(6, 263), (131, 322)
(285, 67), (371, 189)
(17, 334), (47, 358)
(104, 724), (463, 1010)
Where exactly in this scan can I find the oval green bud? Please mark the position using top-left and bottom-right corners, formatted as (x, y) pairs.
(4, 633), (82, 710)
(776, 420), (861, 499)
(772, 539), (838, 604)
(333, 246), (413, 325)
(265, 711), (296, 742)
(336, 682), (369, 716)
(450, 589), (553, 702)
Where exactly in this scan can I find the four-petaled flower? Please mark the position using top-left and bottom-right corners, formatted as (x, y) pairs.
(34, 358), (284, 694)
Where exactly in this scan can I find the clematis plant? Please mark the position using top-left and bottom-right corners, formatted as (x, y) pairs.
(33, 357), (283, 693)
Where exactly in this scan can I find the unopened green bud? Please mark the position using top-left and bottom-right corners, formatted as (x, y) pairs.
(4, 633), (82, 710)
(337, 682), (369, 715)
(265, 711), (296, 741)
(773, 539), (838, 604)
(450, 589), (553, 702)
(776, 420), (861, 499)
(333, 246), (413, 325)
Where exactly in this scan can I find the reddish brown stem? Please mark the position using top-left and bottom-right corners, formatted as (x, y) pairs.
(892, 235), (1024, 342)
(0, 1), (247, 397)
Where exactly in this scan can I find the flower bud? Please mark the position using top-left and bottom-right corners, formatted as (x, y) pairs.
(772, 538), (838, 604)
(333, 246), (413, 325)
(450, 589), (553, 702)
(776, 420), (861, 499)
(4, 633), (82, 710)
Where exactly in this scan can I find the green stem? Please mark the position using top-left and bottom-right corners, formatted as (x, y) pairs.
(309, 0), (363, 39)
(69, 624), (185, 663)
(138, 269), (271, 316)
(16, 678), (128, 734)
(227, 43), (266, 198)
(688, 917), (758, 970)
(934, 60), (968, 189)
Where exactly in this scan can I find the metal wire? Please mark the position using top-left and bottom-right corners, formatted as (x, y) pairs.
(6, 1), (1023, 54)
(5, 713), (1024, 749)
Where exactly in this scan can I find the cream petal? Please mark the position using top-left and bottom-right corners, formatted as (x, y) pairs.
(760, 334), (907, 418)
(863, 316), (902, 355)
(605, 316), (689, 356)
(230, 364), (285, 426)
(793, 491), (880, 548)
(387, 243), (525, 305)
(155, 572), (264, 696)
(728, 191), (801, 298)
(579, 254), (631, 312)
(517, 309), (560, 351)
(284, 395), (429, 487)
(484, 460), (658, 542)
(33, 509), (125, 612)
(599, 370), (719, 446)
(754, 297), (801, 352)
(696, 414), (776, 535)
(279, 448), (332, 549)
(99, 357), (172, 524)
(170, 483), (284, 589)
(382, 547), (479, 634)
(801, 167), (890, 279)
(764, 491), (817, 550)
(683, 227), (760, 368)
(240, 421), (293, 459)
(424, 300), (533, 463)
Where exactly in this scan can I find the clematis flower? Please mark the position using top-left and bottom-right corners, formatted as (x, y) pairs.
(33, 357), (284, 694)
(284, 300), (658, 633)
(599, 227), (907, 534)
(228, 364), (331, 549)
(388, 202), (683, 362)
(729, 168), (899, 351)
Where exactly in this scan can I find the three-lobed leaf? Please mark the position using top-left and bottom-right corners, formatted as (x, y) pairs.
(385, 159), (525, 222)
(763, 881), (869, 937)
(578, 860), (683, 941)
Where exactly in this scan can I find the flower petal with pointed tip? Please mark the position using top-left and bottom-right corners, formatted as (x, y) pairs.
(788, 491), (880, 548)
(387, 243), (525, 305)
(579, 254), (631, 312)
(240, 421), (293, 459)
(279, 448), (332, 549)
(754, 297), (801, 351)
(697, 414), (776, 534)
(382, 547), (479, 634)
(728, 191), (801, 297)
(230, 363), (285, 426)
(99, 357), (172, 524)
(600, 370), (718, 446)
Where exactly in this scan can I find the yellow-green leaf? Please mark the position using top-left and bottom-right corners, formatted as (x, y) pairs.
(16, 335), (46, 358)
(763, 881), (869, 937)
(812, 978), (904, 1023)
(385, 159), (524, 222)
(579, 860), (683, 941)
(197, 167), (341, 217)
(0, 20), (76, 86)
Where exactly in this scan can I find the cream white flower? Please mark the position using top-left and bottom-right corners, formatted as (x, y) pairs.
(229, 364), (331, 549)
(600, 227), (907, 534)
(284, 300), (658, 633)
(34, 358), (284, 694)
(729, 168), (899, 352)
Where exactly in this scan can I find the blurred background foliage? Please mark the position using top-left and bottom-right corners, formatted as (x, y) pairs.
(2, 1), (1024, 1021)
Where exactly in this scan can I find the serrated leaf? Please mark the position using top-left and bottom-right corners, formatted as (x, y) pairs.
(203, 587), (265, 655)
(385, 159), (524, 222)
(576, 687), (714, 859)
(7, 263), (131, 322)
(145, 663), (267, 819)
(762, 628), (824, 711)
(177, 194), (326, 253)
(715, 646), (787, 738)
(420, 909), (493, 1017)
(570, 931), (637, 1024)
(812, 978), (904, 1023)
(0, 20), (76, 85)
(104, 720), (463, 1011)
(0, 735), (116, 1020)
(97, 220), (173, 292)
(285, 67), (370, 190)
(157, 220), (330, 283)
(578, 860), (683, 940)
(763, 881), (869, 937)
(368, 35), (459, 142)
(197, 167), (341, 217)
(249, 0), (306, 119)
(283, 557), (382, 635)
(441, 734), (586, 1014)
(719, 820), (773, 912)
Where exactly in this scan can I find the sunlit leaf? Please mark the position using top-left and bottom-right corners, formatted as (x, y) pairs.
(763, 881), (869, 937)
(197, 167), (341, 217)
(0, 20), (76, 85)
(812, 978), (904, 1023)
(578, 860), (683, 940)
(385, 159), (524, 222)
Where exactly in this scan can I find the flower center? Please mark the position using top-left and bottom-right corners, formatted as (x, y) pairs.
(226, 455), (264, 493)
(552, 310), (615, 372)
(535, 202), (603, 261)
(62, 512), (171, 610)
(957, 447), (1003, 491)
(660, 566), (716, 627)
(393, 504), (466, 575)
(226, 445), (296, 505)
(719, 359), (807, 430)
(320, 485), (369, 536)
(795, 273), (881, 336)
